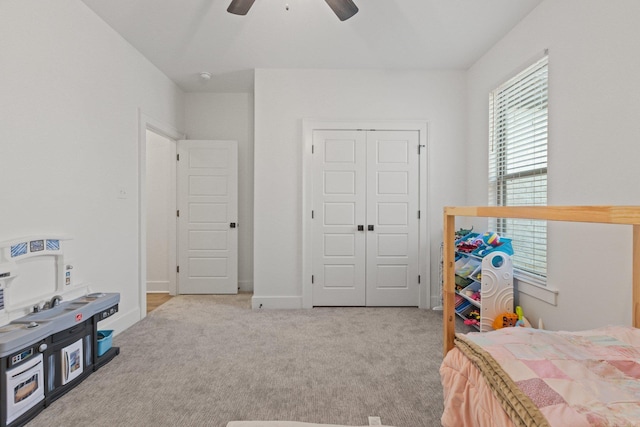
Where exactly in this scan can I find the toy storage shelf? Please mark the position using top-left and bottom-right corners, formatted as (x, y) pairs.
(454, 238), (514, 332)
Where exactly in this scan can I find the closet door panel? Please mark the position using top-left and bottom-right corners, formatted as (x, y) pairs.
(312, 130), (367, 306)
(366, 131), (420, 306)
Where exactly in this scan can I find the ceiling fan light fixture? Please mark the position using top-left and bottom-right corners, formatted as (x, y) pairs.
(227, 0), (358, 21)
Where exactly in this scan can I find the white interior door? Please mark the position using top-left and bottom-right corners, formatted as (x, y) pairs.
(177, 140), (238, 294)
(312, 130), (420, 306)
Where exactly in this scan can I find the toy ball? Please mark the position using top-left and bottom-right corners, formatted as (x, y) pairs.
(482, 231), (501, 247)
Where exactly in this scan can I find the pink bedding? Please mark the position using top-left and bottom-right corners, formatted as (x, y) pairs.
(440, 346), (515, 427)
(440, 326), (640, 427)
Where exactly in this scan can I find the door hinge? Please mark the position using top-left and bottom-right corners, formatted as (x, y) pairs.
(312, 145), (315, 154)
(177, 154), (180, 161)
(418, 210), (421, 219)
(177, 266), (180, 273)
(177, 210), (180, 217)
(311, 275), (314, 284)
(418, 275), (421, 284)
(311, 210), (314, 219)
(418, 144), (426, 154)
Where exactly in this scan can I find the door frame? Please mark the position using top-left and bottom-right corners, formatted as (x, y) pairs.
(302, 120), (430, 309)
(138, 110), (185, 320)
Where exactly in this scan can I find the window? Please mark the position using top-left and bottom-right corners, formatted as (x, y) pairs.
(489, 55), (548, 280)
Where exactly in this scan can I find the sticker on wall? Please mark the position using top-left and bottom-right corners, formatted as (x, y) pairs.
(10, 243), (27, 258)
(65, 265), (73, 286)
(46, 240), (60, 251)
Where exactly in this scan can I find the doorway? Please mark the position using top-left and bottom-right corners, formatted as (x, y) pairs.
(145, 129), (177, 296)
(138, 115), (240, 318)
(138, 112), (185, 321)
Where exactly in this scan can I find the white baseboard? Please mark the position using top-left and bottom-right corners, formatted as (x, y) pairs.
(252, 295), (302, 309)
(147, 281), (170, 293)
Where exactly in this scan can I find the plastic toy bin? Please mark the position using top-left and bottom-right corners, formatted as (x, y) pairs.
(97, 330), (113, 357)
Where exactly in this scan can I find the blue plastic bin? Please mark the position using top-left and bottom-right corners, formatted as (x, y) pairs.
(97, 330), (113, 357)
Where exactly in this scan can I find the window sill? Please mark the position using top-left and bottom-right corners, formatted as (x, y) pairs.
(514, 271), (558, 306)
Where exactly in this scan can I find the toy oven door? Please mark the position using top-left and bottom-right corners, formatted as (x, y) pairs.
(60, 338), (84, 386)
(5, 353), (45, 425)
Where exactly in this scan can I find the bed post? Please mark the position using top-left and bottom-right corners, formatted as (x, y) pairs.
(634, 225), (640, 328)
(443, 209), (456, 355)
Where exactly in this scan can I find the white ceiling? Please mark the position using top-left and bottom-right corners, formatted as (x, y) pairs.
(81, 0), (542, 93)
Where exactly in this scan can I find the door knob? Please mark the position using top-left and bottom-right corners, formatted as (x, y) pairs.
(357, 225), (364, 231)
(230, 222), (236, 228)
(368, 225), (374, 231)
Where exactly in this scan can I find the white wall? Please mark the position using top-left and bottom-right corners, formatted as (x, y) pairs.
(145, 130), (174, 293)
(0, 0), (184, 332)
(467, 0), (640, 330)
(184, 93), (254, 291)
(254, 69), (467, 308)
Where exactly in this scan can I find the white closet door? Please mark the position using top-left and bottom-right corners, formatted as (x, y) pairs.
(177, 140), (238, 294)
(312, 130), (367, 306)
(312, 130), (420, 306)
(365, 130), (420, 306)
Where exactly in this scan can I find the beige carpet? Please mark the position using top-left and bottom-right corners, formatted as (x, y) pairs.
(227, 422), (394, 427)
(27, 295), (449, 427)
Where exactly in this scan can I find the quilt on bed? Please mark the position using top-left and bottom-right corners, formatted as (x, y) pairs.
(452, 325), (640, 427)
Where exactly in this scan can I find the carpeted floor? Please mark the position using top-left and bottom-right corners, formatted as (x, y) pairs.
(27, 295), (454, 427)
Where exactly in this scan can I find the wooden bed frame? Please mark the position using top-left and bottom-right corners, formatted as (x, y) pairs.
(443, 205), (640, 355)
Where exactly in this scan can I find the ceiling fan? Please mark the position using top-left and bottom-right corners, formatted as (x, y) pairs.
(227, 0), (359, 21)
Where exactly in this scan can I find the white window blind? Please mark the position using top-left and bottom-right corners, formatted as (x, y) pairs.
(489, 55), (548, 279)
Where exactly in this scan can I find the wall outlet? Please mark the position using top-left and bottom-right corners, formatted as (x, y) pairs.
(117, 186), (128, 199)
(368, 417), (382, 426)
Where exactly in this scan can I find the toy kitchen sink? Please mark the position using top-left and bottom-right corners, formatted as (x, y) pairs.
(1, 293), (119, 353)
(0, 235), (120, 427)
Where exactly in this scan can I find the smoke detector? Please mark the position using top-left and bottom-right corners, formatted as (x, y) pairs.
(199, 72), (212, 81)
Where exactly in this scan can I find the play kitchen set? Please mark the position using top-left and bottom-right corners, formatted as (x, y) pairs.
(0, 236), (120, 427)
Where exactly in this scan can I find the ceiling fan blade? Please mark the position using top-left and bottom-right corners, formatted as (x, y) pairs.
(227, 0), (255, 15)
(325, 0), (359, 21)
